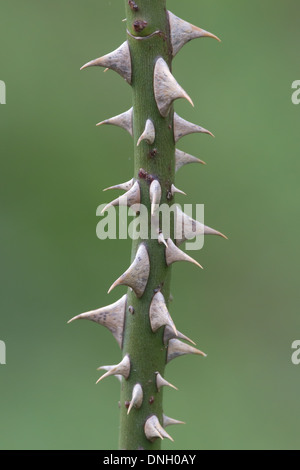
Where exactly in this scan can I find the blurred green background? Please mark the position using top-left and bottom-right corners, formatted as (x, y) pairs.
(0, 0), (299, 450)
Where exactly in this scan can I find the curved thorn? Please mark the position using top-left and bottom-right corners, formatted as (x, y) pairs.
(163, 325), (196, 346)
(96, 108), (133, 136)
(144, 415), (174, 442)
(68, 295), (126, 348)
(158, 232), (168, 247)
(154, 58), (194, 117)
(168, 10), (220, 57)
(163, 414), (186, 427)
(167, 339), (206, 363)
(175, 149), (206, 172)
(137, 119), (155, 146)
(149, 292), (177, 335)
(174, 113), (214, 143)
(96, 354), (130, 383)
(175, 206), (227, 245)
(103, 178), (134, 192)
(108, 244), (150, 298)
(171, 184), (186, 196)
(165, 238), (203, 269)
(97, 366), (122, 383)
(127, 383), (143, 415)
(156, 372), (178, 391)
(101, 181), (140, 214)
(80, 41), (132, 84)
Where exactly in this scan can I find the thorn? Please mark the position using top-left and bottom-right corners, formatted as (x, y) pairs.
(97, 366), (122, 383)
(103, 178), (134, 192)
(163, 414), (186, 427)
(158, 232), (168, 247)
(96, 108), (133, 136)
(167, 339), (206, 363)
(144, 415), (174, 442)
(137, 119), (156, 146)
(174, 113), (214, 143)
(175, 206), (227, 245)
(171, 184), (186, 196)
(175, 149), (206, 172)
(149, 180), (162, 216)
(163, 325), (196, 346)
(101, 181), (140, 214)
(80, 41), (132, 84)
(108, 244), (150, 298)
(156, 372), (178, 391)
(154, 58), (194, 117)
(127, 383), (143, 415)
(67, 295), (126, 348)
(103, 68), (109, 73)
(149, 291), (177, 335)
(168, 10), (220, 57)
(165, 238), (203, 268)
(96, 354), (130, 383)
(122, 18), (127, 22)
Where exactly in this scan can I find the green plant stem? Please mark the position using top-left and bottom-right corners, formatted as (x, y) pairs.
(119, 0), (175, 450)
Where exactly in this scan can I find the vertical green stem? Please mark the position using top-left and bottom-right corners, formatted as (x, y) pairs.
(119, 0), (175, 450)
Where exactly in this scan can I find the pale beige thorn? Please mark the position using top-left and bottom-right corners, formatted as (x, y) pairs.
(163, 325), (196, 346)
(154, 58), (194, 117)
(175, 206), (227, 245)
(144, 415), (174, 442)
(96, 108), (133, 136)
(175, 149), (206, 172)
(203, 225), (228, 239)
(67, 295), (126, 348)
(101, 181), (140, 214)
(168, 10), (220, 57)
(158, 232), (168, 247)
(80, 41), (132, 84)
(103, 178), (134, 192)
(97, 366), (122, 383)
(156, 372), (178, 391)
(127, 383), (143, 415)
(171, 184), (186, 196)
(108, 244), (150, 298)
(165, 238), (203, 269)
(167, 339), (206, 363)
(149, 292), (177, 336)
(137, 119), (155, 146)
(174, 113), (214, 143)
(163, 414), (186, 428)
(96, 354), (130, 384)
(103, 68), (109, 73)
(150, 180), (162, 216)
